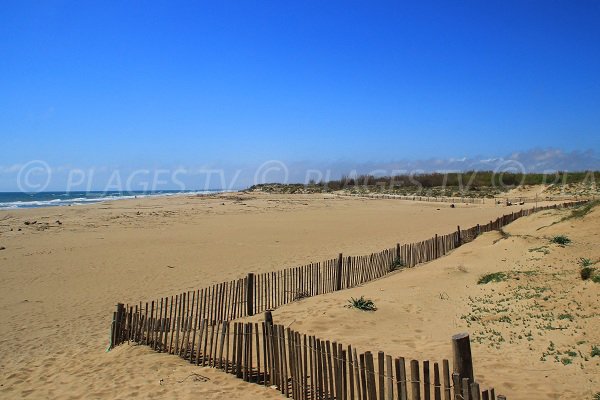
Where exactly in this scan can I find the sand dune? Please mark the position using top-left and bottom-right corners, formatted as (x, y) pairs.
(0, 193), (596, 399)
(243, 204), (600, 399)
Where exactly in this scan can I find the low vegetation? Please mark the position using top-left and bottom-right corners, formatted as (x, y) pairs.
(562, 200), (599, 221)
(580, 267), (595, 281)
(579, 259), (600, 282)
(558, 313), (574, 321)
(325, 171), (600, 191)
(346, 296), (377, 311)
(561, 357), (573, 365)
(463, 236), (599, 366)
(550, 235), (571, 245)
(293, 291), (311, 301)
(247, 171), (600, 196)
(580, 258), (594, 267)
(529, 245), (550, 255)
(390, 258), (405, 271)
(477, 272), (508, 284)
(493, 229), (512, 244)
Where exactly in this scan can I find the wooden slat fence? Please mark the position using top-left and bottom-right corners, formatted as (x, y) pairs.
(108, 200), (589, 399)
(111, 316), (503, 400)
(111, 200), (588, 349)
(339, 192), (587, 205)
(337, 193), (486, 204)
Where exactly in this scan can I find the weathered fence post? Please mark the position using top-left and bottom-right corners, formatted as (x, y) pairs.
(456, 226), (462, 246)
(470, 382), (481, 400)
(265, 310), (273, 327)
(247, 273), (255, 316)
(110, 311), (117, 349)
(110, 302), (125, 349)
(335, 253), (343, 291)
(452, 333), (474, 383)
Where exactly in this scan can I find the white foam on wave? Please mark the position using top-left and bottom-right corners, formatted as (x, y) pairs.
(0, 190), (230, 210)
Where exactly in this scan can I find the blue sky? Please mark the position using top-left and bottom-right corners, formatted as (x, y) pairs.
(1, 1), (599, 190)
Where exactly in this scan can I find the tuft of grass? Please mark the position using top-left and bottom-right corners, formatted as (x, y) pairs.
(346, 296), (377, 311)
(293, 291), (311, 301)
(529, 246), (550, 255)
(561, 357), (573, 365)
(593, 392), (600, 400)
(390, 258), (405, 271)
(580, 258), (594, 267)
(499, 229), (511, 239)
(550, 235), (571, 245)
(579, 258), (600, 282)
(592, 345), (600, 358)
(558, 313), (574, 321)
(581, 267), (596, 281)
(493, 229), (512, 244)
(478, 272), (508, 284)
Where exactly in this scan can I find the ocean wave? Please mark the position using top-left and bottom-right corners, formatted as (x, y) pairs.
(0, 190), (230, 210)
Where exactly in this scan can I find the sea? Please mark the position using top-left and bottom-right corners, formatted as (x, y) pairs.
(0, 190), (228, 210)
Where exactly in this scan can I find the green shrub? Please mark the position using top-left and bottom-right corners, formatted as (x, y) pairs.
(346, 296), (377, 311)
(581, 267), (595, 280)
(558, 313), (574, 321)
(550, 235), (571, 245)
(477, 272), (508, 284)
(592, 345), (600, 358)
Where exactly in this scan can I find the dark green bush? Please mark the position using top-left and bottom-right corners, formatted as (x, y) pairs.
(550, 235), (571, 245)
(346, 296), (377, 311)
(581, 267), (595, 280)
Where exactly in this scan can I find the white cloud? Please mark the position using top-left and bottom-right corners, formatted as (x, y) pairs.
(0, 164), (24, 174)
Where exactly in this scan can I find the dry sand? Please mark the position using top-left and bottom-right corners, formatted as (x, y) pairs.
(0, 193), (597, 399)
(244, 203), (600, 399)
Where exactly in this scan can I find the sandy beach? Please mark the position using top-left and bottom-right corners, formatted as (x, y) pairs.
(3, 1), (599, 398)
(0, 193), (597, 399)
